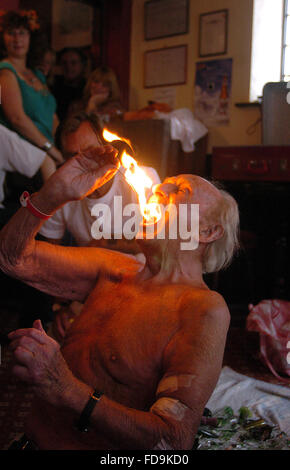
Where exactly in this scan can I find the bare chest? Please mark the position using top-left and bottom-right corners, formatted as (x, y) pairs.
(61, 279), (181, 407)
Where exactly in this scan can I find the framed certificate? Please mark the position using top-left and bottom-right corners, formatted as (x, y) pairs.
(144, 0), (189, 40)
(199, 10), (228, 57)
(144, 45), (187, 88)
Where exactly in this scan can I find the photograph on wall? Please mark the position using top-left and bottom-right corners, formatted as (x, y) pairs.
(144, 45), (187, 88)
(144, 0), (189, 40)
(52, 0), (94, 51)
(194, 58), (233, 127)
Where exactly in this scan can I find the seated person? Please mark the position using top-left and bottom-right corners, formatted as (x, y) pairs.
(69, 66), (124, 122)
(0, 123), (55, 227)
(35, 47), (56, 88)
(0, 11), (63, 165)
(52, 47), (87, 121)
(0, 123), (56, 324)
(39, 112), (160, 251)
(0, 145), (239, 450)
(39, 112), (160, 338)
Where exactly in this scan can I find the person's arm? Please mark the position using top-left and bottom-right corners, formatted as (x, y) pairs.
(40, 155), (56, 181)
(38, 232), (83, 343)
(1, 124), (52, 179)
(38, 235), (62, 245)
(37, 207), (66, 244)
(89, 237), (141, 255)
(52, 113), (59, 138)
(8, 295), (230, 450)
(0, 69), (63, 164)
(0, 144), (133, 302)
(0, 200), (97, 301)
(80, 293), (230, 449)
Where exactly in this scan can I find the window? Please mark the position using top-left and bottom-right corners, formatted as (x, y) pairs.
(281, 0), (290, 81)
(250, 0), (284, 102)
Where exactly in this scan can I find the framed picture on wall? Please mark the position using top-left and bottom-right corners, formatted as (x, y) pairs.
(52, 0), (94, 51)
(144, 45), (187, 88)
(144, 0), (189, 40)
(199, 10), (228, 57)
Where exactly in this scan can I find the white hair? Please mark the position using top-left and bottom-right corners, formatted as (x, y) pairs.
(202, 188), (240, 273)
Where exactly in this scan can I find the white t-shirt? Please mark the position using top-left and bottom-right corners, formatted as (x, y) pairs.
(0, 124), (46, 207)
(39, 166), (160, 246)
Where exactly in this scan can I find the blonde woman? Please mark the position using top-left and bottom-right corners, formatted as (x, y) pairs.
(69, 66), (124, 120)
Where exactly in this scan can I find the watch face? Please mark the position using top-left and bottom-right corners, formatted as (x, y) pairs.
(92, 390), (103, 400)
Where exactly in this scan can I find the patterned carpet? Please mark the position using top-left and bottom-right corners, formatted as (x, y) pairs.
(0, 306), (288, 450)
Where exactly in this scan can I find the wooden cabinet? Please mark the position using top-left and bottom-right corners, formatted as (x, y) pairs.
(108, 118), (208, 179)
(209, 146), (290, 326)
(212, 146), (290, 181)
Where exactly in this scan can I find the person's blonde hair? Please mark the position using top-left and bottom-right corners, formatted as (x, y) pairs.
(83, 66), (121, 103)
(202, 188), (240, 273)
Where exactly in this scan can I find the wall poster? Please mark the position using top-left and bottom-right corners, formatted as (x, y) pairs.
(194, 58), (233, 127)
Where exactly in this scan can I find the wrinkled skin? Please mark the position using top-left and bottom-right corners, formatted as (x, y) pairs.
(0, 145), (231, 450)
(9, 320), (74, 407)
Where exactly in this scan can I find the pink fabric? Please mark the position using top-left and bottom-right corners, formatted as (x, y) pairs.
(246, 300), (290, 381)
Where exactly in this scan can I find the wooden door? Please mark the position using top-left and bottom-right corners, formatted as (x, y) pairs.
(102, 0), (132, 109)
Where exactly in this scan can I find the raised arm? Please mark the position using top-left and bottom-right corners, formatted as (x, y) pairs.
(0, 145), (131, 302)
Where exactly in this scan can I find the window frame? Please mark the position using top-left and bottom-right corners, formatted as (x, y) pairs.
(281, 0), (289, 81)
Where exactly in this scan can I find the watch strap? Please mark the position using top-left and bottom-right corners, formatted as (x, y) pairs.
(76, 389), (104, 432)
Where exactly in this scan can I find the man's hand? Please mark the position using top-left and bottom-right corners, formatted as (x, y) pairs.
(8, 320), (77, 407)
(52, 301), (83, 343)
(88, 92), (109, 108)
(38, 145), (119, 212)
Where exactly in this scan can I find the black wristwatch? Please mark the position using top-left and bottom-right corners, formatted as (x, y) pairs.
(76, 389), (104, 433)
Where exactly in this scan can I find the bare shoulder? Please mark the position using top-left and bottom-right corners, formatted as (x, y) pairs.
(178, 287), (230, 332)
(0, 68), (20, 94)
(0, 68), (17, 81)
(161, 286), (230, 386)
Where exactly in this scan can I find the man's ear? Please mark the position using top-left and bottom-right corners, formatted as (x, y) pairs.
(199, 224), (224, 243)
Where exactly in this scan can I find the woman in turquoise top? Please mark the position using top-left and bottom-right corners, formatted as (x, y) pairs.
(0, 11), (63, 164)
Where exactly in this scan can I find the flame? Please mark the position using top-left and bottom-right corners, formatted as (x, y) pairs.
(102, 129), (132, 148)
(120, 150), (161, 224)
(102, 129), (161, 224)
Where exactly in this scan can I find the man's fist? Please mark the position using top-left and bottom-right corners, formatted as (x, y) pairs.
(39, 145), (119, 213)
(9, 320), (76, 407)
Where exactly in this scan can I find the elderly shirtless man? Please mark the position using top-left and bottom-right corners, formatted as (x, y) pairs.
(0, 144), (239, 450)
